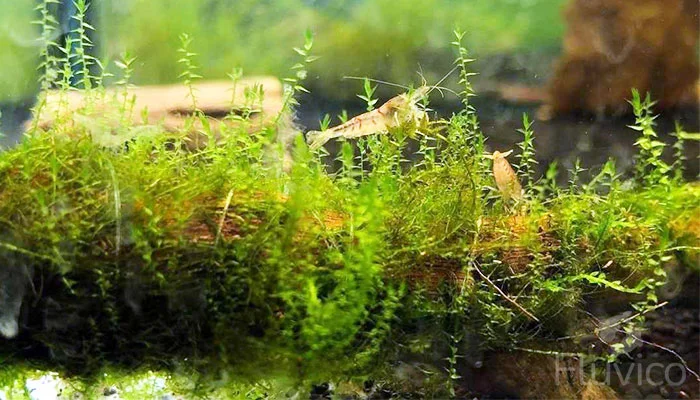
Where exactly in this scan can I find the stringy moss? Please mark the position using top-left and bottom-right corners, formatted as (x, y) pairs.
(0, 103), (697, 385)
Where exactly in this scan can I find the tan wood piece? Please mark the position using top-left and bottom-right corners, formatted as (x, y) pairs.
(27, 77), (284, 147)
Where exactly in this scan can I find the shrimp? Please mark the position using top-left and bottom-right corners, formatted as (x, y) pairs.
(306, 86), (430, 150)
(485, 150), (523, 201)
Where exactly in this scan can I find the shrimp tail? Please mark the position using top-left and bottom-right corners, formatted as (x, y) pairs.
(306, 130), (337, 150)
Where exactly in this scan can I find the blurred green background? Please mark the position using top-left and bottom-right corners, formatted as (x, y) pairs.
(1, 0), (566, 103)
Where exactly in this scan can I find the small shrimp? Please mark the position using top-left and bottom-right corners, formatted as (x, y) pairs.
(485, 150), (523, 201)
(306, 86), (430, 150)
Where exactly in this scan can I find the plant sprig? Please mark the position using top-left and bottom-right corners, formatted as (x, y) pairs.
(629, 89), (670, 188)
(451, 29), (477, 110)
(177, 33), (202, 112)
(516, 113), (537, 193)
(70, 0), (101, 90)
(357, 78), (378, 112)
(278, 28), (318, 123)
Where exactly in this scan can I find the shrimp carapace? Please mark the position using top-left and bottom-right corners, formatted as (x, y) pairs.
(486, 150), (523, 201)
(306, 86), (431, 150)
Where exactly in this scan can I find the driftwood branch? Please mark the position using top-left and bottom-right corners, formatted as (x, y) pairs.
(471, 261), (540, 322)
(27, 77), (284, 139)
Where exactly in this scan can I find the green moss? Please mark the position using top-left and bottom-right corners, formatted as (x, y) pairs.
(1, 95), (696, 385)
(0, 363), (293, 399)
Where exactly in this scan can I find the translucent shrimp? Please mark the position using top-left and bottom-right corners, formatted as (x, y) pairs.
(306, 86), (430, 150)
(485, 150), (523, 201)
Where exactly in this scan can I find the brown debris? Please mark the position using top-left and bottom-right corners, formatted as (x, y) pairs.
(546, 0), (699, 116)
(399, 256), (468, 293)
(320, 210), (346, 231)
(183, 191), (348, 246)
(475, 214), (560, 274)
(468, 352), (620, 399)
(580, 380), (621, 400)
(671, 205), (700, 241)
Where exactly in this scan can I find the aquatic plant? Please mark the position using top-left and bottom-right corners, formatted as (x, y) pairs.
(177, 33), (202, 112)
(515, 113), (537, 193)
(629, 89), (671, 188)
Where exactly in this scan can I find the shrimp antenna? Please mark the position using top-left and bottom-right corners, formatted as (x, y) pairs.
(417, 63), (427, 86)
(341, 76), (410, 90)
(415, 65), (460, 98)
(424, 64), (460, 97)
(417, 68), (441, 97)
(345, 64), (460, 97)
